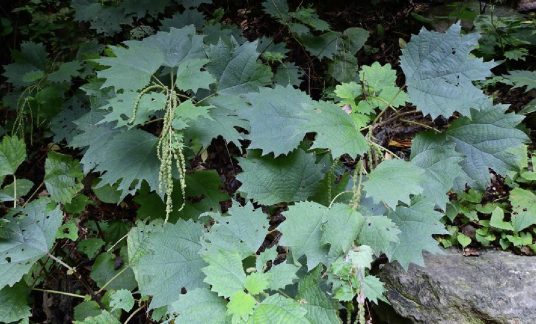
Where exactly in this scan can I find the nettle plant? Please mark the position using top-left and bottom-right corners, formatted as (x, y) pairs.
(0, 12), (532, 324)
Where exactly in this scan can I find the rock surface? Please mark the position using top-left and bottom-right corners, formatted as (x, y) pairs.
(378, 248), (536, 324)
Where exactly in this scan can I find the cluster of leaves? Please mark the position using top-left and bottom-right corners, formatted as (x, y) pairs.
(440, 154), (536, 252)
(0, 0), (534, 323)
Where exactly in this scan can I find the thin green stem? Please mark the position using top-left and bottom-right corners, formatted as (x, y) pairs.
(47, 252), (76, 274)
(32, 288), (87, 300)
(400, 119), (441, 133)
(96, 265), (130, 294)
(328, 191), (354, 209)
(13, 175), (16, 208)
(124, 305), (145, 324)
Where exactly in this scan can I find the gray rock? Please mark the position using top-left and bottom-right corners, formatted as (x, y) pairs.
(378, 248), (536, 324)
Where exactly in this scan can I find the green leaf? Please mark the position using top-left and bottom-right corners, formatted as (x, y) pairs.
(240, 86), (314, 156)
(298, 32), (340, 60)
(142, 26), (205, 68)
(385, 198), (448, 270)
(64, 194), (93, 214)
(248, 294), (311, 324)
(504, 70), (536, 92)
(44, 152), (84, 204)
(362, 275), (388, 304)
(99, 91), (166, 129)
(410, 132), (465, 210)
(279, 201), (329, 270)
(202, 250), (246, 298)
(244, 272), (269, 295)
(78, 238), (105, 259)
(206, 39), (272, 94)
(201, 202), (269, 259)
(96, 42), (164, 91)
(175, 58), (216, 92)
(240, 86), (368, 157)
(0, 282), (31, 323)
(264, 262), (300, 291)
(446, 103), (529, 190)
(185, 95), (249, 148)
(348, 245), (374, 269)
(90, 252), (137, 291)
(48, 61), (83, 83)
(92, 129), (160, 201)
(510, 188), (536, 232)
(0, 199), (62, 290)
(237, 149), (324, 205)
(228, 291), (256, 324)
(296, 266), (339, 324)
(400, 22), (498, 119)
(363, 159), (425, 210)
(328, 51), (358, 83)
(274, 62), (304, 87)
(0, 179), (33, 203)
(302, 100), (369, 158)
(0, 135), (26, 178)
(320, 203), (364, 261)
(168, 288), (227, 324)
(457, 233), (471, 248)
(357, 216), (400, 256)
(57, 218), (79, 241)
(74, 301), (102, 321)
(342, 27), (369, 55)
(110, 289), (135, 312)
(490, 207), (513, 231)
(3, 42), (48, 87)
(74, 310), (121, 324)
(160, 9), (206, 31)
(132, 219), (207, 308)
(360, 62), (396, 92)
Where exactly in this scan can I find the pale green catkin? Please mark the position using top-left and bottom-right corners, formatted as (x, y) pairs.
(327, 157), (340, 203)
(130, 84), (187, 223)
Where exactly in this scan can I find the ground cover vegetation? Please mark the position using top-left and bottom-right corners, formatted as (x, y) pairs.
(0, 0), (535, 323)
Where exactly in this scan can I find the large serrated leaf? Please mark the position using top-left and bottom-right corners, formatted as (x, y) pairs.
(168, 288), (227, 324)
(96, 42), (164, 92)
(410, 131), (465, 210)
(363, 159), (426, 210)
(296, 267), (339, 324)
(240, 86), (367, 157)
(142, 26), (205, 68)
(133, 219), (207, 308)
(279, 201), (330, 270)
(0, 282), (31, 323)
(44, 152), (84, 204)
(0, 136), (26, 178)
(385, 198), (448, 270)
(357, 216), (400, 256)
(202, 250), (246, 298)
(92, 129), (160, 201)
(2, 42), (48, 87)
(201, 202), (269, 259)
(400, 22), (498, 119)
(446, 103), (529, 190)
(73, 310), (121, 324)
(320, 203), (364, 261)
(0, 199), (63, 290)
(237, 149), (324, 205)
(206, 39), (272, 94)
(247, 294), (311, 324)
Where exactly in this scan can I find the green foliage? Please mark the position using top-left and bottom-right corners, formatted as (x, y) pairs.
(236, 149), (324, 205)
(363, 159), (426, 210)
(44, 152), (84, 203)
(2, 1), (536, 322)
(0, 199), (63, 290)
(401, 22), (498, 119)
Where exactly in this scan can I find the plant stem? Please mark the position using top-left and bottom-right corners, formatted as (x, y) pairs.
(13, 175), (16, 208)
(96, 265), (130, 294)
(400, 119), (441, 133)
(22, 181), (44, 208)
(32, 288), (86, 300)
(47, 252), (76, 274)
(124, 305), (145, 324)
